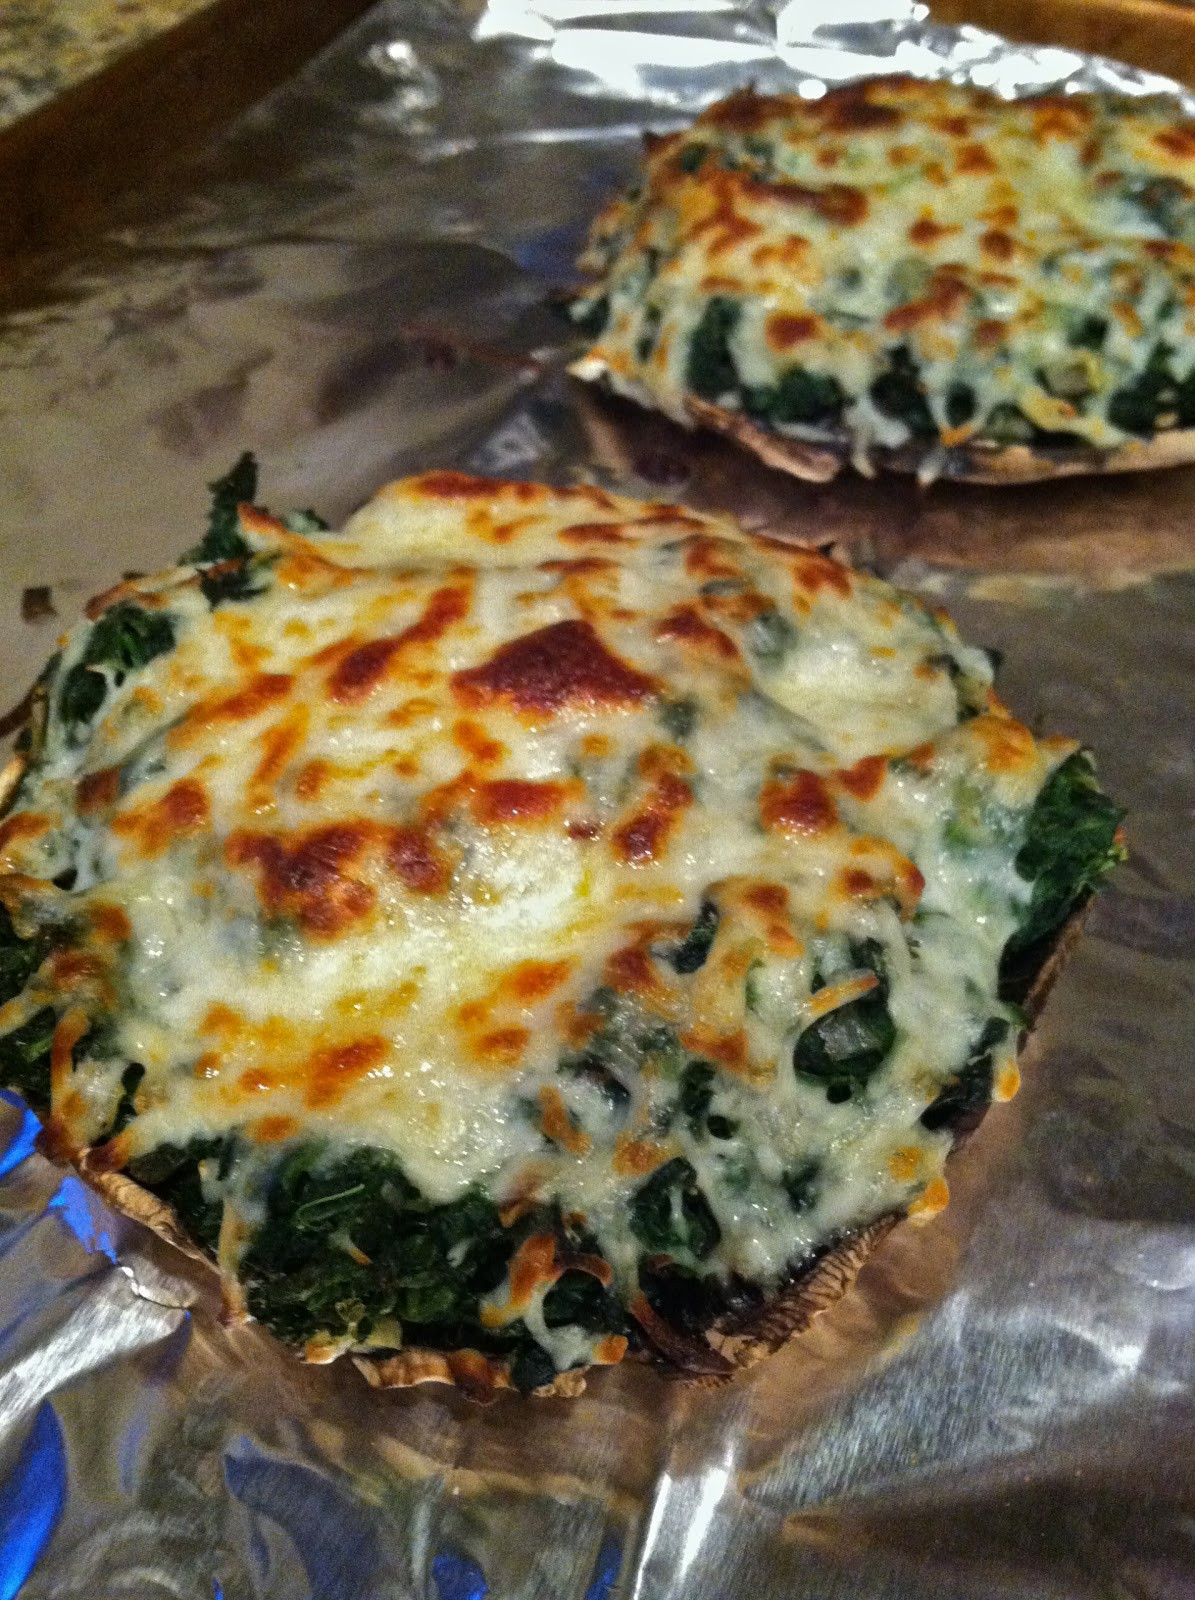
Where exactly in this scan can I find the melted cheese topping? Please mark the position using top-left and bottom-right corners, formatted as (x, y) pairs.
(572, 76), (1195, 469)
(0, 471), (1073, 1369)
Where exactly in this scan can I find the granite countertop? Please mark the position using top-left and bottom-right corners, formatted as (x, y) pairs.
(0, 0), (218, 131)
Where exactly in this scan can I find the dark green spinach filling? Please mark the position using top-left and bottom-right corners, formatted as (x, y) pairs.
(58, 602), (176, 738)
(919, 1016), (1010, 1135)
(794, 939), (896, 1103)
(184, 452), (258, 565)
(686, 295), (741, 401)
(1001, 751), (1125, 996)
(869, 347), (936, 439)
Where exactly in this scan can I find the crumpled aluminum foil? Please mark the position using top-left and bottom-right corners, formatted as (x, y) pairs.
(0, 4), (1193, 1596)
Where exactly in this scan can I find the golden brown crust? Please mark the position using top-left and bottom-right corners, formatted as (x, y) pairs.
(59, 902), (1084, 1398)
(4, 622), (1092, 1401)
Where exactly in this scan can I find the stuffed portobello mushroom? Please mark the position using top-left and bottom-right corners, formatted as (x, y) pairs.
(0, 461), (1123, 1397)
(570, 76), (1195, 485)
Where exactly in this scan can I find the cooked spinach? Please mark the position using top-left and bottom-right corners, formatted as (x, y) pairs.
(1068, 313), (1108, 352)
(510, 1343), (557, 1392)
(636, 303), (663, 362)
(239, 1143), (512, 1348)
(1006, 751), (1124, 955)
(668, 901), (720, 974)
(88, 603), (175, 678)
(630, 1157), (721, 1260)
(945, 382), (976, 427)
(560, 988), (681, 1108)
(658, 696), (698, 742)
(126, 1136), (230, 1252)
(542, 1268), (622, 1334)
(782, 1159), (820, 1213)
(1120, 175), (1193, 239)
(0, 905), (46, 1007)
(794, 939), (896, 1095)
(686, 296), (741, 401)
(59, 602), (176, 735)
(920, 1016), (1008, 1133)
(199, 561), (266, 609)
(678, 1059), (715, 1136)
(1107, 343), (1180, 436)
(572, 295), (610, 340)
(678, 142), (709, 174)
(1179, 367), (1195, 428)
(0, 1007), (57, 1110)
(984, 402), (1036, 445)
(869, 348), (936, 439)
(281, 510), (330, 534)
(558, 1052), (631, 1116)
(743, 367), (844, 426)
(107, 1063), (145, 1138)
(185, 452), (257, 564)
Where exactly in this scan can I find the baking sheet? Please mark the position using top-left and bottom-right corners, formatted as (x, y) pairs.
(0, 3), (1193, 1596)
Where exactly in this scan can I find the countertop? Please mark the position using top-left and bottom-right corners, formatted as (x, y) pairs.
(0, 0), (219, 132)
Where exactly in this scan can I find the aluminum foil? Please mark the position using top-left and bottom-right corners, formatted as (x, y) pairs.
(1, 3), (1194, 1595)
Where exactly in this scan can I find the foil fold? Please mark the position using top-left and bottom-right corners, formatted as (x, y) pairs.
(0, 2), (1192, 1595)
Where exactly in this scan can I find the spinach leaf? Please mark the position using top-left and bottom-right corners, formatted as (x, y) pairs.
(984, 402), (1036, 445)
(636, 303), (663, 362)
(568, 989), (683, 1085)
(1120, 175), (1192, 238)
(668, 901), (719, 974)
(185, 452), (257, 564)
(743, 367), (844, 427)
(794, 939), (896, 1096)
(0, 905), (46, 1007)
(678, 1059), (715, 1136)
(510, 1343), (557, 1392)
(58, 668), (107, 734)
(571, 295), (610, 340)
(558, 1052), (631, 1116)
(60, 602), (176, 735)
(107, 1063), (145, 1138)
(199, 561), (266, 609)
(629, 1157), (720, 1260)
(920, 1016), (1008, 1133)
(0, 1007), (57, 1110)
(658, 697), (698, 741)
(281, 510), (329, 534)
(945, 382), (976, 427)
(542, 1269), (622, 1335)
(1107, 344), (1178, 437)
(782, 1159), (820, 1213)
(1005, 751), (1124, 955)
(1178, 367), (1195, 429)
(239, 1143), (513, 1349)
(686, 297), (740, 401)
(1068, 313), (1108, 352)
(869, 347), (936, 439)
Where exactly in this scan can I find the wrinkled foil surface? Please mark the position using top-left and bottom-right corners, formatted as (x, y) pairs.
(0, 3), (1193, 1595)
